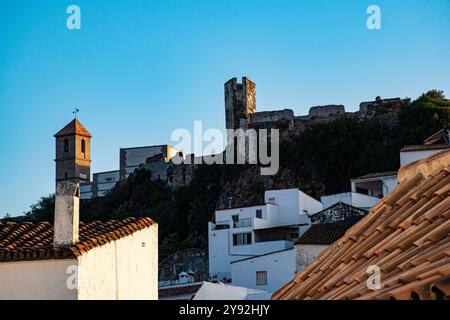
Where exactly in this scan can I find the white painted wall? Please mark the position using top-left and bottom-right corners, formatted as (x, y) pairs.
(351, 175), (398, 197)
(230, 240), (292, 256)
(0, 259), (77, 300)
(381, 176), (398, 196)
(299, 191), (324, 216)
(400, 149), (444, 166)
(215, 205), (267, 226)
(0, 226), (158, 300)
(209, 225), (236, 281)
(264, 189), (299, 227)
(209, 188), (322, 281)
(193, 282), (266, 300)
(296, 244), (328, 271)
(231, 249), (296, 293)
(321, 192), (379, 210)
(77, 225), (158, 300)
(265, 189), (322, 227)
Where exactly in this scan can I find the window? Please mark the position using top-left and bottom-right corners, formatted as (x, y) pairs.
(268, 197), (276, 204)
(256, 271), (267, 286)
(232, 215), (239, 227)
(256, 209), (262, 219)
(81, 139), (86, 155)
(233, 233), (252, 246)
(63, 138), (69, 153)
(64, 172), (68, 179)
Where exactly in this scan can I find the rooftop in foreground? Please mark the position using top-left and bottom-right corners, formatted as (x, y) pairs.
(0, 217), (156, 262)
(273, 149), (450, 300)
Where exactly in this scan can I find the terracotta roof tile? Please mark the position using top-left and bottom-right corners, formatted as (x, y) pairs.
(296, 223), (355, 245)
(353, 171), (398, 180)
(273, 150), (450, 300)
(54, 119), (92, 138)
(400, 143), (450, 152)
(0, 217), (155, 262)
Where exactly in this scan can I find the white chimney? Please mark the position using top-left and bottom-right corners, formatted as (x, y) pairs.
(54, 181), (80, 247)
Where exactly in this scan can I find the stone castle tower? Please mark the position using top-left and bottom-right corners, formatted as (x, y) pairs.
(54, 118), (92, 185)
(224, 77), (256, 130)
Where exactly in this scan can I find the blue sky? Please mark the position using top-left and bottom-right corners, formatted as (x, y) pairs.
(0, 0), (449, 216)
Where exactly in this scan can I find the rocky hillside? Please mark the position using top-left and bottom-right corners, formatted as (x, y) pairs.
(19, 90), (450, 260)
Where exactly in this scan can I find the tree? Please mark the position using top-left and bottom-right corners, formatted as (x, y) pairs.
(24, 194), (55, 222)
(398, 90), (450, 145)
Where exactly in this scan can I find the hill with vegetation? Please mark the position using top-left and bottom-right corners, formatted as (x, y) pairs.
(16, 90), (450, 259)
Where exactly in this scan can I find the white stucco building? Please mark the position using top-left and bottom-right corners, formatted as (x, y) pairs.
(80, 170), (120, 200)
(228, 202), (367, 293)
(80, 144), (180, 200)
(230, 248), (296, 293)
(400, 129), (450, 166)
(0, 181), (158, 300)
(208, 188), (323, 283)
(321, 171), (398, 210)
(321, 129), (450, 211)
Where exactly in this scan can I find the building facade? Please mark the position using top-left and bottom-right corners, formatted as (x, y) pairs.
(0, 181), (158, 300)
(208, 188), (323, 283)
(229, 202), (367, 293)
(321, 172), (398, 210)
(400, 128), (450, 166)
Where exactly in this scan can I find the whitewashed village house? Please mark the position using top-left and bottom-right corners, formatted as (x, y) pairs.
(0, 181), (158, 300)
(321, 172), (398, 210)
(0, 117), (159, 300)
(400, 128), (450, 165)
(321, 129), (450, 210)
(208, 188), (323, 287)
(230, 202), (367, 293)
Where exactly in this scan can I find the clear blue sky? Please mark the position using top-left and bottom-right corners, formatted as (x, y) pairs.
(0, 0), (449, 216)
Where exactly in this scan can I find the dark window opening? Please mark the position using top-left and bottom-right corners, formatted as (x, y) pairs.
(356, 187), (369, 195)
(256, 271), (267, 286)
(232, 215), (239, 228)
(256, 209), (262, 219)
(64, 172), (68, 179)
(233, 233), (252, 246)
(63, 139), (69, 153)
(81, 139), (86, 154)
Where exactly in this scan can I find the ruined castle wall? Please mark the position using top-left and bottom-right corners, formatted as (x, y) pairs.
(250, 109), (294, 123)
(308, 105), (345, 118)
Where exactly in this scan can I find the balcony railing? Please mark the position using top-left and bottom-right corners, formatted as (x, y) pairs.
(212, 221), (230, 230)
(233, 218), (252, 228)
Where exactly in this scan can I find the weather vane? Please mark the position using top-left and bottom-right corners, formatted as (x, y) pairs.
(73, 107), (80, 119)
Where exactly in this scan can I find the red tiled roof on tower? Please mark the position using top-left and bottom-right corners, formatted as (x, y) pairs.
(54, 119), (92, 138)
(273, 149), (450, 300)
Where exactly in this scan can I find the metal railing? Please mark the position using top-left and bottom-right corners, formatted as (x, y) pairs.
(213, 221), (230, 230)
(233, 218), (252, 228)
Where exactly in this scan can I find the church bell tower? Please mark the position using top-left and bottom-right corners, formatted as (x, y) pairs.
(54, 115), (92, 185)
